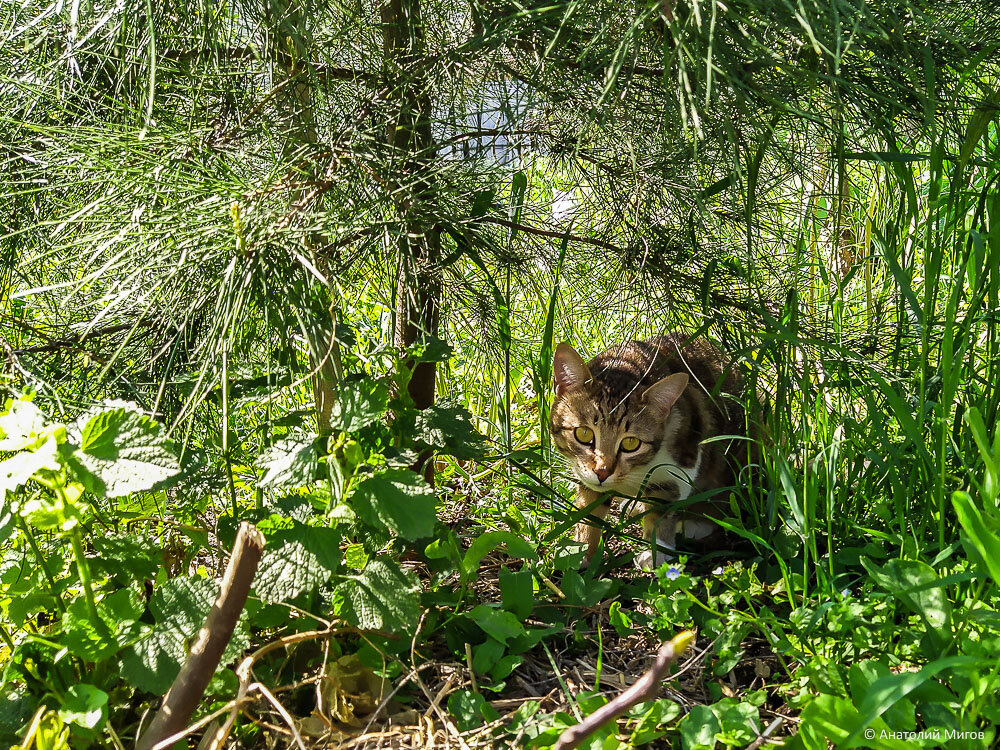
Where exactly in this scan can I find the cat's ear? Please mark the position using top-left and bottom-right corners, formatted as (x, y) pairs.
(553, 343), (591, 396)
(642, 372), (689, 413)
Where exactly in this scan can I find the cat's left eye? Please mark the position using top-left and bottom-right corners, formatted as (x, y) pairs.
(574, 426), (595, 444)
(619, 436), (641, 452)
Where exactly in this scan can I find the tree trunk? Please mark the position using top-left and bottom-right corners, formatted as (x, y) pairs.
(382, 0), (441, 414)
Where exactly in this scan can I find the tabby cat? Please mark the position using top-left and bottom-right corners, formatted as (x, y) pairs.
(550, 334), (748, 570)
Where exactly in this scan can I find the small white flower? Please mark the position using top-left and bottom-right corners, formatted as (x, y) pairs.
(712, 566), (724, 575)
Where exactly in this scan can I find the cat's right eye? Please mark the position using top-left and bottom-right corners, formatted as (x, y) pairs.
(574, 426), (595, 444)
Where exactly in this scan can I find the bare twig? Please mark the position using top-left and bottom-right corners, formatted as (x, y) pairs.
(136, 523), (266, 750)
(552, 631), (695, 750)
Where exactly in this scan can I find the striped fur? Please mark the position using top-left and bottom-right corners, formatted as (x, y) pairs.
(550, 333), (747, 569)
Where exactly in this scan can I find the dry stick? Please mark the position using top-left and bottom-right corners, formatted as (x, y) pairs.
(552, 631), (696, 750)
(136, 523), (266, 750)
(205, 627), (335, 750)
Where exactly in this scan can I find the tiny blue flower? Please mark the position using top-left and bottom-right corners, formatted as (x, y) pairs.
(665, 566), (681, 580)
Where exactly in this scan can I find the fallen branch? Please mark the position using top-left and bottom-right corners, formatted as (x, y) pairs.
(136, 523), (266, 750)
(552, 630), (695, 750)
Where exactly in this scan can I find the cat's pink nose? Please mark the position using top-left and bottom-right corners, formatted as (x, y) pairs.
(595, 468), (612, 483)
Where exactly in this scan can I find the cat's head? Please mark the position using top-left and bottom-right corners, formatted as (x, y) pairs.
(549, 342), (689, 493)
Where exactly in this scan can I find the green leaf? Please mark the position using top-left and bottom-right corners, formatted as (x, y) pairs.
(499, 567), (533, 620)
(860, 557), (952, 643)
(609, 601), (634, 636)
(329, 379), (390, 432)
(121, 575), (249, 694)
(680, 704), (721, 750)
(470, 189), (495, 218)
(468, 605), (524, 644)
(254, 525), (340, 604)
(406, 335), (453, 363)
(712, 698), (759, 746)
(352, 469), (437, 541)
(447, 689), (499, 732)
(0, 434), (62, 500)
(0, 397), (50, 451)
(258, 435), (319, 489)
(58, 685), (108, 730)
(952, 491), (1000, 584)
(69, 402), (180, 498)
(462, 531), (537, 577)
(91, 534), (159, 582)
(630, 699), (681, 745)
(562, 570), (615, 608)
(472, 637), (505, 674)
(414, 400), (488, 460)
(338, 558), (422, 632)
(697, 173), (735, 200)
(842, 656), (979, 747)
(61, 589), (143, 661)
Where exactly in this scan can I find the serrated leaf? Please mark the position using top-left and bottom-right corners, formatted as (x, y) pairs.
(91, 534), (159, 582)
(351, 469), (437, 541)
(121, 575), (249, 694)
(254, 525), (340, 604)
(329, 379), (389, 432)
(258, 434), (319, 489)
(61, 588), (143, 661)
(69, 403), (180, 498)
(338, 558), (421, 632)
(415, 400), (487, 460)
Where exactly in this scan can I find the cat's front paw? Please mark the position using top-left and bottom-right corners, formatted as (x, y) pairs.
(635, 548), (674, 571)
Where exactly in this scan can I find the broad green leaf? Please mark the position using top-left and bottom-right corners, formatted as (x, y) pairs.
(848, 661), (915, 732)
(462, 531), (537, 576)
(630, 699), (681, 745)
(258, 435), (319, 489)
(609, 601), (634, 636)
(468, 605), (524, 644)
(952, 491), (1000, 584)
(843, 656), (979, 747)
(352, 469), (437, 541)
(562, 570), (615, 608)
(470, 189), (495, 218)
(58, 685), (108, 730)
(338, 558), (421, 632)
(121, 575), (249, 694)
(91, 534), (159, 582)
(0, 397), (50, 451)
(712, 698), (759, 746)
(860, 557), (951, 643)
(345, 543), (369, 570)
(1, 434), (62, 500)
(328, 379), (389, 433)
(498, 567), (533, 620)
(254, 526), (340, 603)
(414, 400), (488, 460)
(447, 689), (499, 732)
(680, 704), (721, 750)
(61, 589), (143, 661)
(69, 403), (180, 498)
(406, 335), (453, 363)
(472, 637), (505, 674)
